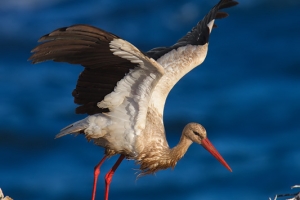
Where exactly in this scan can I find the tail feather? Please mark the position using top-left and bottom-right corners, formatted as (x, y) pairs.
(55, 114), (110, 139)
(55, 119), (88, 139)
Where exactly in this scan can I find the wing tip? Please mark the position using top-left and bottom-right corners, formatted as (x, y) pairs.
(146, 0), (238, 59)
(219, 0), (239, 10)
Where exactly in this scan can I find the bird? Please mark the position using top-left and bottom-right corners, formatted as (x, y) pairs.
(29, 0), (238, 199)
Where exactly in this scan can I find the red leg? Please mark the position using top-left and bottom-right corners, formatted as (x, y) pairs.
(91, 155), (108, 200)
(104, 155), (125, 200)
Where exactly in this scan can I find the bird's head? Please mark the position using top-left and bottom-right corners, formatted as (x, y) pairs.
(183, 123), (232, 172)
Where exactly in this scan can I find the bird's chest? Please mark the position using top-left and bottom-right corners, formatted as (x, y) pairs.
(134, 108), (168, 156)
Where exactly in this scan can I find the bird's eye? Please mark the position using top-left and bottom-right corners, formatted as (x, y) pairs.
(193, 131), (199, 136)
(193, 131), (204, 139)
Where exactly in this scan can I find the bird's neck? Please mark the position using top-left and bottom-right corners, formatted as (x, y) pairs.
(169, 134), (193, 163)
(136, 108), (194, 176)
(137, 131), (193, 176)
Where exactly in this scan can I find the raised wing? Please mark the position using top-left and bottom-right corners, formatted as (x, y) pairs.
(29, 25), (137, 115)
(143, 0), (238, 116)
(146, 0), (238, 60)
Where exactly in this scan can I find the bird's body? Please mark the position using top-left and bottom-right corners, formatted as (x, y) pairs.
(57, 41), (209, 173)
(29, 0), (238, 199)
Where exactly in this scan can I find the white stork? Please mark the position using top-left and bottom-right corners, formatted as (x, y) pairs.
(29, 0), (238, 199)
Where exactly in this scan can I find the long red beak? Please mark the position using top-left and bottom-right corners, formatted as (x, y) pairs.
(201, 138), (232, 172)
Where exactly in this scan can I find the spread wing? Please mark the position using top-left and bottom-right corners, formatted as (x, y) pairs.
(29, 25), (137, 115)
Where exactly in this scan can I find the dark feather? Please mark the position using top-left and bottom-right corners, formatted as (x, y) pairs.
(29, 24), (137, 115)
(146, 0), (238, 60)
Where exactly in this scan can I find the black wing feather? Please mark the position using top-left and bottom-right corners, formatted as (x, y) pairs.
(29, 25), (137, 115)
(146, 0), (238, 60)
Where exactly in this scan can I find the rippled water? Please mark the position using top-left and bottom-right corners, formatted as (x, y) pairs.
(1, 0), (300, 199)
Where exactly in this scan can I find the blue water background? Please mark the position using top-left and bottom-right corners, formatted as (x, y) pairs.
(1, 0), (300, 199)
